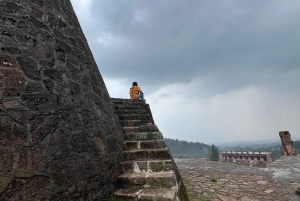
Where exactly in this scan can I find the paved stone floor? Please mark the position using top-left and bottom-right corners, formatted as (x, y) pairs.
(175, 156), (300, 201)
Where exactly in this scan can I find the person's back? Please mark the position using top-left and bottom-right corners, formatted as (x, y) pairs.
(130, 82), (144, 100)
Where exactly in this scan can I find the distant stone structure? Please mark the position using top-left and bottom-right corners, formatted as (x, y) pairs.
(0, 0), (124, 200)
(279, 131), (297, 156)
(219, 151), (275, 168)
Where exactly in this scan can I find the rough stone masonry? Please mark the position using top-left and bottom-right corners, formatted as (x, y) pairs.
(0, 0), (124, 200)
(280, 131), (297, 156)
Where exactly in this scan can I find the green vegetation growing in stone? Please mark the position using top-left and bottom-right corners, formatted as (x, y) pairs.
(185, 184), (209, 201)
(93, 86), (99, 94)
(210, 177), (217, 183)
(8, 17), (17, 23)
(209, 144), (219, 162)
(56, 40), (66, 50)
(165, 138), (211, 158)
(199, 196), (210, 201)
(184, 184), (190, 197)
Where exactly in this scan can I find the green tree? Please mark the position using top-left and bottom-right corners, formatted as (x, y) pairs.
(210, 144), (220, 162)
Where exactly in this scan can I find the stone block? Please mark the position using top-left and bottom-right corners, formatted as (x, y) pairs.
(0, 150), (14, 177)
(1, 69), (25, 97)
(140, 141), (154, 149)
(0, 117), (27, 146)
(18, 146), (45, 172)
(30, 115), (59, 144)
(17, 57), (41, 80)
(0, 177), (11, 193)
(2, 100), (23, 109)
(0, 56), (18, 68)
(149, 161), (164, 172)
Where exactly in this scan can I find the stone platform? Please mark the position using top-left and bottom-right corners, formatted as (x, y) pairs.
(176, 156), (300, 201)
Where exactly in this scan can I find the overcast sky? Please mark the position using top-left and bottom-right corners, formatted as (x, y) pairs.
(71, 0), (300, 145)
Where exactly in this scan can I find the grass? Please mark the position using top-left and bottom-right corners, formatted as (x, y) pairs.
(210, 177), (217, 183)
(185, 184), (211, 201)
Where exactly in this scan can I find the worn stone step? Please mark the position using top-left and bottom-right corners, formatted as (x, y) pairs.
(125, 140), (167, 150)
(119, 172), (176, 189)
(113, 103), (146, 107)
(120, 120), (154, 127)
(111, 98), (146, 104)
(119, 114), (152, 121)
(114, 188), (176, 201)
(115, 109), (147, 115)
(111, 99), (146, 104)
(121, 160), (174, 173)
(115, 105), (143, 111)
(122, 148), (171, 161)
(125, 132), (164, 141)
(123, 125), (159, 134)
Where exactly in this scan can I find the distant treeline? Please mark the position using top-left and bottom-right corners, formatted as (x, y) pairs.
(293, 140), (300, 150)
(164, 138), (211, 158)
(164, 139), (300, 159)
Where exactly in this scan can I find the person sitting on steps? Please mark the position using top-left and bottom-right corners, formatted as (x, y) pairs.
(130, 82), (144, 100)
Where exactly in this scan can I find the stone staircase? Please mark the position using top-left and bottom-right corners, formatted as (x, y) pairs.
(111, 98), (188, 201)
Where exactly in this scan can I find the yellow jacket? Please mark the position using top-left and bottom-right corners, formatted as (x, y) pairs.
(130, 86), (143, 99)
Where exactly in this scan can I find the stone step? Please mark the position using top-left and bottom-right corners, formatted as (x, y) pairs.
(120, 120), (154, 127)
(111, 98), (146, 104)
(112, 100), (146, 104)
(123, 125), (160, 134)
(124, 132), (164, 141)
(115, 109), (147, 115)
(114, 188), (176, 201)
(119, 114), (152, 121)
(114, 102), (149, 108)
(115, 105), (142, 111)
(125, 140), (167, 150)
(121, 160), (174, 173)
(118, 172), (176, 189)
(122, 148), (171, 161)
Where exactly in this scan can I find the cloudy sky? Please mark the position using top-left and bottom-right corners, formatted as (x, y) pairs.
(70, 0), (300, 145)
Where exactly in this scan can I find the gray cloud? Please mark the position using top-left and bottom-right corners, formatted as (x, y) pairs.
(71, 0), (300, 143)
(76, 0), (300, 95)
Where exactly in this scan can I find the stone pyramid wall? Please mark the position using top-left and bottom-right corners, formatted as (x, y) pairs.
(0, 0), (123, 200)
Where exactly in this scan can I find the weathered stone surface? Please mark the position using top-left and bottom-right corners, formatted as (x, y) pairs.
(296, 187), (300, 195)
(0, 117), (27, 146)
(0, 56), (25, 97)
(0, 176), (50, 201)
(18, 146), (44, 172)
(0, 0), (123, 200)
(176, 158), (294, 201)
(280, 131), (297, 156)
(0, 150), (14, 177)
(2, 100), (23, 109)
